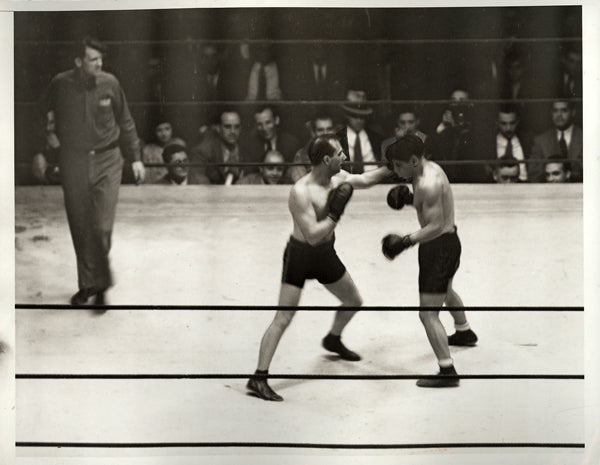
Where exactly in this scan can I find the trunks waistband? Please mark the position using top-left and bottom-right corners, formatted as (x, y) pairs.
(289, 234), (335, 250)
(424, 226), (458, 245)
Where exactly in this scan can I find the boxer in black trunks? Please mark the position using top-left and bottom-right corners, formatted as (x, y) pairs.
(382, 134), (478, 388)
(248, 135), (393, 401)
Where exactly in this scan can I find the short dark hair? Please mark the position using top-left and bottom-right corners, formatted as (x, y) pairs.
(498, 103), (520, 118)
(162, 143), (187, 164)
(308, 135), (337, 165)
(309, 112), (334, 131)
(253, 105), (277, 119)
(385, 134), (424, 162)
(497, 155), (520, 169)
(396, 105), (419, 119)
(219, 108), (240, 122)
(545, 153), (571, 172)
(75, 36), (107, 58)
(552, 99), (576, 111)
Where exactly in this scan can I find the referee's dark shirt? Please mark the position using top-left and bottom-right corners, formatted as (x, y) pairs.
(43, 68), (141, 162)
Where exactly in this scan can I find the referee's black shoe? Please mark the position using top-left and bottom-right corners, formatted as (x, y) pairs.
(322, 333), (361, 361)
(70, 288), (96, 305)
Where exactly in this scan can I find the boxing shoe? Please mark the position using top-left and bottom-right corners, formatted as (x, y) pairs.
(247, 377), (283, 402)
(448, 329), (478, 346)
(70, 288), (96, 305)
(416, 365), (460, 388)
(322, 334), (361, 361)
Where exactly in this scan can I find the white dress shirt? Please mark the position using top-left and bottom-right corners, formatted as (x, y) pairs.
(347, 127), (377, 171)
(556, 125), (573, 148)
(496, 133), (528, 182)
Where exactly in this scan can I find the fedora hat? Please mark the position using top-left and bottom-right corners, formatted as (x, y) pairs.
(340, 89), (373, 117)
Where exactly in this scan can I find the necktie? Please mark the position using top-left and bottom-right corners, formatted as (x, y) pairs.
(559, 131), (568, 158)
(265, 140), (273, 153)
(353, 133), (364, 174)
(504, 136), (513, 158)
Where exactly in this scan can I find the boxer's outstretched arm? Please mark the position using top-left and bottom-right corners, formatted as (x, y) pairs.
(335, 166), (392, 189)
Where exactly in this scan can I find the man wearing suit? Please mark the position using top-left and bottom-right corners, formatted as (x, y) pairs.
(288, 112), (335, 183)
(188, 110), (244, 185)
(426, 88), (492, 183)
(381, 107), (427, 158)
(239, 106), (300, 176)
(284, 44), (346, 102)
(529, 100), (583, 183)
(336, 90), (384, 174)
(487, 104), (533, 182)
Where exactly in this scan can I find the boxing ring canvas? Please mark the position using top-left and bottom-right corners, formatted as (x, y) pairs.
(13, 184), (588, 464)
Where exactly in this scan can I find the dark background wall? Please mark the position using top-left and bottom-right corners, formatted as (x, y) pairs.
(14, 6), (581, 184)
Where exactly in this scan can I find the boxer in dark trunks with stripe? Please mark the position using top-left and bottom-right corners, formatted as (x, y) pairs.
(382, 135), (478, 388)
(247, 134), (392, 401)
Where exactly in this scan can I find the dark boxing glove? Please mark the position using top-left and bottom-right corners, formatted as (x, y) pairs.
(387, 185), (413, 210)
(381, 234), (413, 260)
(327, 182), (354, 222)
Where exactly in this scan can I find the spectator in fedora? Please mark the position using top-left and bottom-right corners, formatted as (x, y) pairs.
(336, 89), (384, 174)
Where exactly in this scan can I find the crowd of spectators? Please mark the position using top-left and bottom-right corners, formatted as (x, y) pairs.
(23, 8), (583, 186)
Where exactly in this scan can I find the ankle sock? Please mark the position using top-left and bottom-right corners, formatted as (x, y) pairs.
(438, 358), (454, 368)
(454, 322), (471, 331)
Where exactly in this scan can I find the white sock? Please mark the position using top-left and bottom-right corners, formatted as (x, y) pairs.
(455, 321), (471, 331)
(438, 358), (453, 368)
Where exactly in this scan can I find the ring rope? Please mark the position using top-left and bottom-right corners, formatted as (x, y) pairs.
(14, 304), (584, 311)
(14, 37), (582, 46)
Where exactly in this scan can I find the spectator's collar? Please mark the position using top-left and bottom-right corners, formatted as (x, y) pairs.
(556, 124), (574, 138)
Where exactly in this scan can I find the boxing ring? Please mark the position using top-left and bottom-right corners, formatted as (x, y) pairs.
(14, 183), (585, 464)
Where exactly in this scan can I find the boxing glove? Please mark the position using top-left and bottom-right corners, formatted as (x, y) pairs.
(327, 182), (354, 222)
(387, 185), (413, 210)
(381, 233), (413, 260)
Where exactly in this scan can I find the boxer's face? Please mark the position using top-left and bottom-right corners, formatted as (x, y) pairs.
(392, 159), (414, 182)
(327, 140), (346, 174)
